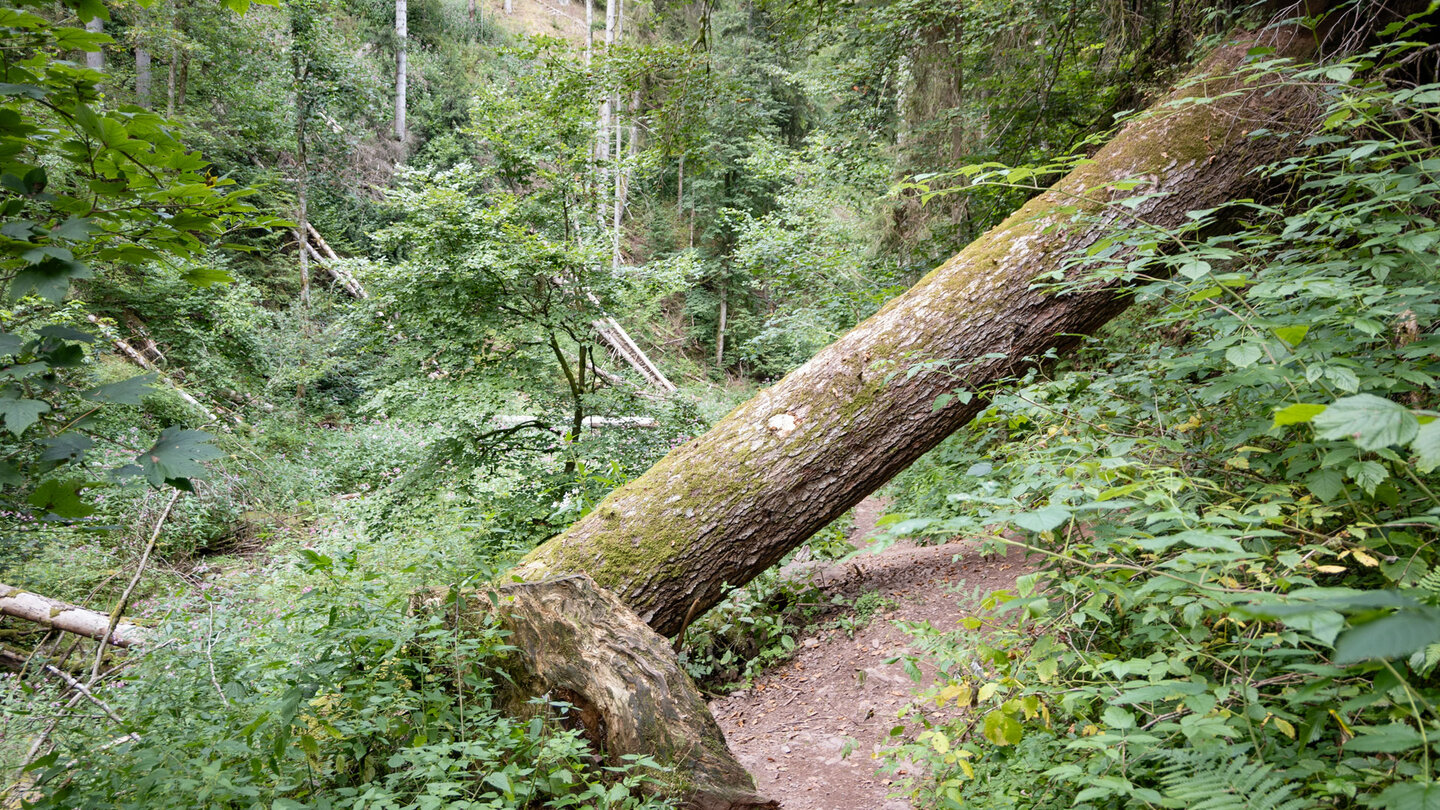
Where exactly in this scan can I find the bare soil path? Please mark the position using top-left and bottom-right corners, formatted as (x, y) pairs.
(711, 498), (1028, 809)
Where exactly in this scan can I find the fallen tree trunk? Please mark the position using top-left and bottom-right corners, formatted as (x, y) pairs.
(459, 27), (1325, 809)
(418, 576), (775, 810)
(513, 28), (1322, 636)
(0, 584), (146, 648)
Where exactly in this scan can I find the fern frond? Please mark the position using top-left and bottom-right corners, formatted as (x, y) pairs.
(1157, 752), (1314, 810)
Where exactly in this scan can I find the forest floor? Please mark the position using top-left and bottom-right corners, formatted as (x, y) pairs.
(711, 499), (1030, 810)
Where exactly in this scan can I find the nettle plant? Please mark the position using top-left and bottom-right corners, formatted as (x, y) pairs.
(880, 25), (1440, 810)
(0, 0), (279, 521)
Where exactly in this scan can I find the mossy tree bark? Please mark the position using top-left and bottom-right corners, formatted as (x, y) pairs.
(513, 28), (1322, 637)
(419, 576), (777, 810)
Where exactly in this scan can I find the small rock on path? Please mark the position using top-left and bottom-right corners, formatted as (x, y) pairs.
(710, 497), (1029, 810)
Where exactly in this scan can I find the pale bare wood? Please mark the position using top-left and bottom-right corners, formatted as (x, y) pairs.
(0, 584), (146, 649)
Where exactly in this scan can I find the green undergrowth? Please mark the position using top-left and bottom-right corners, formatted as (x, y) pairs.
(678, 512), (903, 692)
(878, 32), (1440, 810)
(11, 541), (675, 809)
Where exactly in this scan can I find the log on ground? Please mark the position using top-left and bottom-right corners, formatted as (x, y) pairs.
(416, 575), (776, 810)
(513, 26), (1324, 637)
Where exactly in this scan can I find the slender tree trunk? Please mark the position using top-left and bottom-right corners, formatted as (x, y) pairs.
(292, 10), (311, 312)
(468, 0), (476, 21)
(135, 47), (151, 107)
(596, 0), (614, 224)
(714, 281), (727, 369)
(585, 0), (593, 62)
(85, 19), (103, 71)
(176, 52), (189, 110)
(676, 151), (684, 216)
(395, 0), (407, 141)
(167, 52), (176, 116)
(504, 0), (512, 13)
(513, 29), (1322, 637)
(610, 0), (624, 270)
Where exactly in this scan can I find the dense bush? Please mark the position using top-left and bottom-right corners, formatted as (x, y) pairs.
(881, 31), (1440, 808)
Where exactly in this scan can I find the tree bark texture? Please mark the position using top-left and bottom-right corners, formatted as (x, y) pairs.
(514, 29), (1322, 637)
(85, 19), (104, 72)
(0, 584), (146, 648)
(135, 47), (152, 107)
(395, 0), (407, 141)
(416, 576), (776, 810)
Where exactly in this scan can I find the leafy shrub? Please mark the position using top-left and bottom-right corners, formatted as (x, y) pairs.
(881, 28), (1440, 809)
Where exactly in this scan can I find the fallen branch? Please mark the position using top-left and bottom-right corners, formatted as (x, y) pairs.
(38, 663), (141, 743)
(89, 490), (180, 682)
(0, 585), (147, 648)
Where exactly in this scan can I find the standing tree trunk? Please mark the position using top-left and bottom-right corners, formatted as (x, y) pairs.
(167, 51), (177, 116)
(610, 0), (624, 268)
(85, 18), (104, 71)
(135, 48), (151, 107)
(596, 0), (614, 224)
(175, 52), (189, 110)
(291, 6), (312, 311)
(395, 0), (407, 141)
(714, 281), (726, 369)
(512, 28), (1323, 637)
(585, 0), (593, 62)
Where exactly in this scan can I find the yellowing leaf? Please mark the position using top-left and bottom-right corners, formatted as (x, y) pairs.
(1272, 717), (1296, 739)
(1352, 549), (1380, 567)
(977, 682), (1000, 703)
(1316, 565), (1349, 574)
(932, 732), (951, 754)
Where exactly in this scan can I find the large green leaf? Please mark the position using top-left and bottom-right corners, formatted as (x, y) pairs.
(1013, 505), (1072, 532)
(1273, 402), (1326, 427)
(0, 396), (48, 435)
(27, 477), (93, 517)
(1344, 724), (1426, 753)
(1364, 781), (1440, 809)
(1334, 609), (1440, 664)
(82, 373), (156, 405)
(1413, 420), (1440, 473)
(1313, 394), (1418, 451)
(137, 426), (221, 487)
(982, 710), (1023, 746)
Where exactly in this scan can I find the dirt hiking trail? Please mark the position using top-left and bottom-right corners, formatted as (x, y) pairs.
(710, 498), (1029, 810)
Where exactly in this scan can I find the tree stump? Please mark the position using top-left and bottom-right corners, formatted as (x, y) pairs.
(417, 575), (776, 810)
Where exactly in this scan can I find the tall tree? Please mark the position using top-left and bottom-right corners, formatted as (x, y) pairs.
(512, 27), (1323, 637)
(135, 46), (152, 106)
(85, 18), (104, 71)
(395, 0), (407, 141)
(291, 0), (316, 309)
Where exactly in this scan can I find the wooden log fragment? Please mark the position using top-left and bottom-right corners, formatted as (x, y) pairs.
(0, 584), (146, 648)
(417, 575), (776, 810)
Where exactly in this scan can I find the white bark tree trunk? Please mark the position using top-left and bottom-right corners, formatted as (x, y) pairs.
(135, 47), (151, 107)
(395, 0), (407, 141)
(0, 584), (146, 648)
(85, 19), (104, 71)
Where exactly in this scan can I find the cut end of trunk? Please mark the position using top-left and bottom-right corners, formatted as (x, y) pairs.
(416, 575), (777, 810)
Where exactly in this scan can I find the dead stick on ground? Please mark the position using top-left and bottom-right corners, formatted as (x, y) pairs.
(39, 664), (141, 743)
(205, 601), (229, 707)
(88, 490), (181, 685)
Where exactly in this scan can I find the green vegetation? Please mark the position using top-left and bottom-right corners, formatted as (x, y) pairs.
(880, 22), (1440, 808)
(1, 0), (1438, 805)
